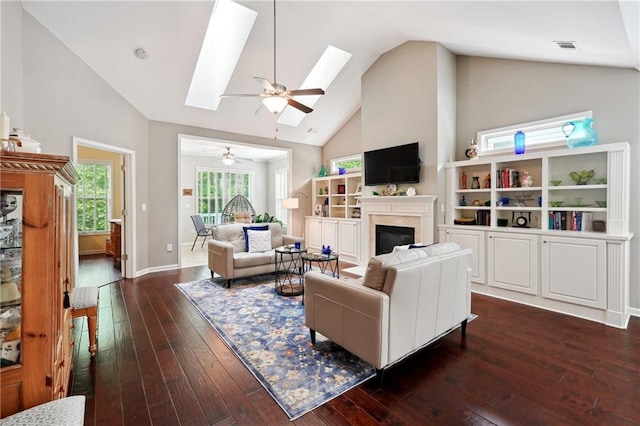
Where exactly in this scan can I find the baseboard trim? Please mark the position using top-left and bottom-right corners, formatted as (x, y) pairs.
(628, 306), (640, 318)
(80, 250), (107, 256)
(135, 264), (180, 278)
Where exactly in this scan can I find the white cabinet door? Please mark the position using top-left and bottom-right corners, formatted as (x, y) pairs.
(444, 228), (486, 284)
(321, 219), (339, 252)
(541, 236), (606, 309)
(305, 218), (323, 250)
(338, 220), (360, 259)
(488, 232), (538, 295)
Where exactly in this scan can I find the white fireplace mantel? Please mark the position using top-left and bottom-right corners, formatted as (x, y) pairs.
(357, 195), (437, 263)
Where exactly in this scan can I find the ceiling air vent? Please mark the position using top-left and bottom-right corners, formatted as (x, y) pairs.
(554, 41), (579, 50)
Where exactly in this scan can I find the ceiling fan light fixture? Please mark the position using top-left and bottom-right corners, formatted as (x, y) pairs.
(222, 149), (236, 165)
(262, 96), (288, 114)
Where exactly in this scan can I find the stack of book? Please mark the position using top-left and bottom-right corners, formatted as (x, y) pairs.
(475, 209), (491, 226)
(496, 168), (520, 188)
(549, 211), (592, 231)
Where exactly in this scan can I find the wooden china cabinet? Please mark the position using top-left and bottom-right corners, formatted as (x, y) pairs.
(0, 151), (78, 417)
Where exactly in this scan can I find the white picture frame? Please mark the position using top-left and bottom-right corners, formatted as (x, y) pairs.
(354, 183), (362, 194)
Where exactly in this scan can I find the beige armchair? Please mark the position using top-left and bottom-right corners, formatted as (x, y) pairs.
(304, 242), (471, 370)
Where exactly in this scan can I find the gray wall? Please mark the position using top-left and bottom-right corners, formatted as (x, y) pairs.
(5, 8), (152, 271)
(336, 40), (456, 219)
(148, 120), (319, 268)
(456, 56), (640, 309)
(2, 6), (320, 273)
(321, 109), (362, 167)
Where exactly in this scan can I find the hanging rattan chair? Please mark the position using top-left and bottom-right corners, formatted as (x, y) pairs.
(221, 195), (256, 223)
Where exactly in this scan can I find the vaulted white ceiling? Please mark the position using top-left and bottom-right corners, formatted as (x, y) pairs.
(22, 1), (639, 147)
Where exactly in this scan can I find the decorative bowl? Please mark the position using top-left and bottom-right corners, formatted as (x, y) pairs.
(595, 201), (607, 208)
(549, 201), (564, 207)
(569, 170), (595, 185)
(550, 180), (562, 186)
(593, 178), (607, 185)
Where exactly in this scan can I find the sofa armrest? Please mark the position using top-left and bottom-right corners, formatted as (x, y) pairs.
(282, 235), (305, 246)
(304, 271), (389, 369)
(208, 239), (235, 278)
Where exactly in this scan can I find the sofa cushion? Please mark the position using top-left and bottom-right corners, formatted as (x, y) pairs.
(243, 225), (269, 251)
(362, 242), (460, 291)
(247, 229), (272, 252)
(233, 250), (275, 268)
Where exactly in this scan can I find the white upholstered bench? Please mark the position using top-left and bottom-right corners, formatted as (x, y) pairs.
(0, 395), (85, 425)
(71, 286), (99, 356)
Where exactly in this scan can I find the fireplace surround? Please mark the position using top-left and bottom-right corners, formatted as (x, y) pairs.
(357, 195), (437, 262)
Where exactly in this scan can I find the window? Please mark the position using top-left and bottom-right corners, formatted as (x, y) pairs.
(196, 168), (254, 225)
(330, 154), (362, 174)
(274, 168), (288, 225)
(477, 111), (593, 156)
(77, 162), (112, 234)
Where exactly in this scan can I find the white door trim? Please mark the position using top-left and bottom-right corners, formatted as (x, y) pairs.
(73, 137), (136, 279)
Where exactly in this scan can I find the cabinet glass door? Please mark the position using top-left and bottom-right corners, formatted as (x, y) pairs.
(0, 190), (23, 368)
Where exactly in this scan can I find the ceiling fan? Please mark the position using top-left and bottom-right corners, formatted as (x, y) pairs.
(221, 0), (325, 115)
(217, 147), (255, 166)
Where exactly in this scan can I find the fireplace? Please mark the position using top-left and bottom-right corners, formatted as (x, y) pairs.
(357, 195), (437, 262)
(375, 225), (414, 255)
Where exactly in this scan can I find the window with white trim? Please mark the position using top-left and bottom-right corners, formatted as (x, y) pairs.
(196, 168), (254, 225)
(477, 111), (593, 156)
(77, 161), (112, 234)
(330, 154), (362, 174)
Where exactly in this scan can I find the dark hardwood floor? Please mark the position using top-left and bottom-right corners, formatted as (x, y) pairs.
(78, 253), (123, 287)
(72, 258), (640, 425)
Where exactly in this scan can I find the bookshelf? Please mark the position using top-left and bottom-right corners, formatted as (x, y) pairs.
(439, 142), (633, 328)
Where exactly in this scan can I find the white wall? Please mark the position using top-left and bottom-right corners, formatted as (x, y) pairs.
(180, 154), (268, 244)
(456, 56), (640, 309)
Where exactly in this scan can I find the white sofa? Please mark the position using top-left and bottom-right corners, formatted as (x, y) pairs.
(208, 222), (304, 287)
(304, 242), (471, 370)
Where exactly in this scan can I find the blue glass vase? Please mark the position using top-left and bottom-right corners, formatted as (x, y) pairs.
(514, 131), (525, 155)
(562, 119), (598, 148)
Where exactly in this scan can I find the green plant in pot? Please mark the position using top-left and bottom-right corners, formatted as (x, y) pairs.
(569, 170), (595, 185)
(254, 212), (284, 226)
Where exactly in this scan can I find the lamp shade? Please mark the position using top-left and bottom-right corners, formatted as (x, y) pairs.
(262, 96), (288, 114)
(282, 198), (299, 209)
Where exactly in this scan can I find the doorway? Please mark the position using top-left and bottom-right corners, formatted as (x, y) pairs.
(73, 137), (136, 285)
(177, 135), (291, 268)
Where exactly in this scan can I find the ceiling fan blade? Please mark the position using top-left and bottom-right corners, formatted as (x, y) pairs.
(288, 88), (325, 97)
(220, 93), (264, 98)
(288, 99), (313, 114)
(254, 77), (275, 92)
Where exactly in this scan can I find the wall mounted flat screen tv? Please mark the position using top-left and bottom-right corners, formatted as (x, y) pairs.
(364, 142), (420, 186)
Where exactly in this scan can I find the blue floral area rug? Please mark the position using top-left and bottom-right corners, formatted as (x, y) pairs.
(175, 276), (376, 420)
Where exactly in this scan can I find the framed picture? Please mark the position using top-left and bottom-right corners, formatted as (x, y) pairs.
(337, 184), (345, 194)
(355, 183), (362, 194)
(314, 204), (322, 216)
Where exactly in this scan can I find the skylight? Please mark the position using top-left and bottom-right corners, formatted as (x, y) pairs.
(185, 0), (257, 111)
(277, 45), (352, 127)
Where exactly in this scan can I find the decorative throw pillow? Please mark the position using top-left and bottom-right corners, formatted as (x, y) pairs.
(247, 229), (272, 253)
(243, 225), (269, 251)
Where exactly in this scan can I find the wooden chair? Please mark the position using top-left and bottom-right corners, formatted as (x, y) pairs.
(190, 214), (215, 250)
(71, 286), (99, 356)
